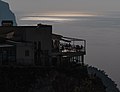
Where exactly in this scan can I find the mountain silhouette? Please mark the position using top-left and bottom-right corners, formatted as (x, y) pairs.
(0, 0), (17, 26)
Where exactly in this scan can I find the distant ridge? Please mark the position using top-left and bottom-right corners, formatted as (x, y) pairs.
(0, 0), (17, 26)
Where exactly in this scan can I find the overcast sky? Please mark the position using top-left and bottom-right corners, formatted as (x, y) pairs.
(3, 0), (120, 15)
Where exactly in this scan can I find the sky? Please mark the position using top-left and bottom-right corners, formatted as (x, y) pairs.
(3, 0), (120, 26)
(3, 0), (120, 15)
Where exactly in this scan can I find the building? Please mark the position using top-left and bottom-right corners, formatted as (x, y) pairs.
(0, 21), (86, 66)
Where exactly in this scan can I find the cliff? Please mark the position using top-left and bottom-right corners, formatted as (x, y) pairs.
(88, 66), (120, 92)
(0, 0), (17, 26)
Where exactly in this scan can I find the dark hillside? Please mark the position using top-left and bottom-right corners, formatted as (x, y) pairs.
(88, 66), (120, 92)
(0, 63), (106, 92)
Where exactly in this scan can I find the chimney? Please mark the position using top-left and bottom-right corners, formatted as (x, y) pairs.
(37, 23), (43, 27)
(1, 20), (13, 26)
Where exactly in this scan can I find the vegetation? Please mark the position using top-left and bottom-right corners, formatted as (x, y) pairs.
(0, 62), (109, 92)
(88, 66), (120, 92)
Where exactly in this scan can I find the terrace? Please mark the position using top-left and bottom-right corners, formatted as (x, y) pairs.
(52, 34), (86, 65)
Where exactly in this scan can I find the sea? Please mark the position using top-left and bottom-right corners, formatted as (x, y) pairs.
(17, 12), (120, 89)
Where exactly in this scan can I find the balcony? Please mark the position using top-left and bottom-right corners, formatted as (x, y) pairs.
(52, 34), (86, 55)
(52, 34), (86, 64)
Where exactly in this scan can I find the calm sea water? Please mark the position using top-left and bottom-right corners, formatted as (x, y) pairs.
(18, 14), (120, 89)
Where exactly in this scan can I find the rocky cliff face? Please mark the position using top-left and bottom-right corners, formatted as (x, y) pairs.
(0, 0), (17, 26)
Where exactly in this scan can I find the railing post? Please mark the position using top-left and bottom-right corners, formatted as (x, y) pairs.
(81, 55), (84, 65)
(84, 40), (86, 53)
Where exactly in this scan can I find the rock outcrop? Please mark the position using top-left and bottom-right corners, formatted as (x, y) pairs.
(0, 0), (17, 26)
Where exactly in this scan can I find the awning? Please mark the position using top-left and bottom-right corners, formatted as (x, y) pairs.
(52, 33), (86, 42)
(63, 36), (85, 41)
(52, 33), (63, 40)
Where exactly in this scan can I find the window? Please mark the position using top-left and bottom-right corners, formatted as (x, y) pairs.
(25, 50), (29, 56)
